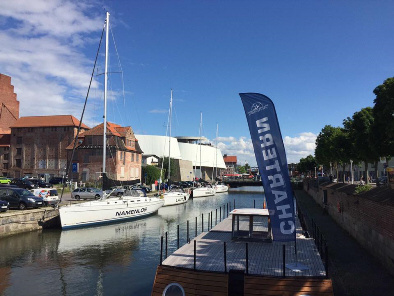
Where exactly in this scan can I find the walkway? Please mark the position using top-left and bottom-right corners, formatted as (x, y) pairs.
(295, 189), (394, 296)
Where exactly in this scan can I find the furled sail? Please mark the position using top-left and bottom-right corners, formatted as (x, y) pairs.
(240, 93), (296, 242)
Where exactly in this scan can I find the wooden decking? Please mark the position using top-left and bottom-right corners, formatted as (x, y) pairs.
(153, 214), (333, 296)
(162, 216), (326, 277)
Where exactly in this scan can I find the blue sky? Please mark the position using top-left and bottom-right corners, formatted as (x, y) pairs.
(1, 0), (393, 166)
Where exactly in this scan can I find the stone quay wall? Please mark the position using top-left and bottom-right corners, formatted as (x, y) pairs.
(0, 208), (59, 238)
(303, 180), (394, 276)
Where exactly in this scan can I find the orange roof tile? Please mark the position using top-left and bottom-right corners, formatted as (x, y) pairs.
(10, 115), (90, 129)
(223, 155), (237, 163)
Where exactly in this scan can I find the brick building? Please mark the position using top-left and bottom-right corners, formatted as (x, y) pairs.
(67, 122), (143, 183)
(0, 74), (20, 177)
(222, 155), (237, 176)
(0, 74), (19, 134)
(8, 115), (89, 178)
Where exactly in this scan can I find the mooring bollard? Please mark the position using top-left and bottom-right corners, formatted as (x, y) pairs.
(202, 213), (204, 232)
(195, 216), (197, 237)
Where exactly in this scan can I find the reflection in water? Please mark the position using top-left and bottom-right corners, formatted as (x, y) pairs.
(0, 192), (263, 296)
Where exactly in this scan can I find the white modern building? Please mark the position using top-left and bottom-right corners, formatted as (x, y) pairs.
(136, 135), (226, 181)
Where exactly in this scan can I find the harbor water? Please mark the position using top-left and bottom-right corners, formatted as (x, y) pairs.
(0, 190), (264, 296)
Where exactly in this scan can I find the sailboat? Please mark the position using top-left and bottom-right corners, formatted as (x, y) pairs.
(191, 112), (215, 198)
(59, 12), (164, 229)
(161, 90), (190, 206)
(213, 124), (228, 193)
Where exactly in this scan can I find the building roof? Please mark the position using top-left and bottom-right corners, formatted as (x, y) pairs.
(10, 115), (90, 129)
(223, 155), (237, 163)
(0, 133), (10, 147)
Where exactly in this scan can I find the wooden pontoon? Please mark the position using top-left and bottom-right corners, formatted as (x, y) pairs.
(152, 209), (334, 296)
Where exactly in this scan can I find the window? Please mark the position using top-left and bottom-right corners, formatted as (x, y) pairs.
(163, 283), (185, 296)
(16, 148), (22, 155)
(16, 159), (22, 168)
(27, 128), (33, 132)
(51, 127), (57, 131)
(3, 154), (8, 160)
(16, 137), (22, 144)
(3, 163), (8, 169)
(131, 153), (135, 162)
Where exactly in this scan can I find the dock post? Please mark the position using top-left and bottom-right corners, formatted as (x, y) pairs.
(202, 213), (204, 232)
(223, 205), (225, 220)
(227, 203), (229, 216)
(160, 236), (163, 265)
(195, 216), (197, 237)
(224, 242), (227, 273)
(194, 240), (197, 270)
(220, 207), (222, 222)
(246, 243), (249, 275)
(254, 199), (255, 208)
(210, 211), (213, 229)
(177, 225), (179, 249)
(165, 232), (168, 258)
(282, 244), (286, 277)
(187, 220), (190, 243)
(325, 244), (329, 278)
(216, 208), (217, 225)
(233, 199), (235, 209)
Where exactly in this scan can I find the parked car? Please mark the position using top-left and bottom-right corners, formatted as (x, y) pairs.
(377, 176), (388, 185)
(71, 187), (103, 200)
(49, 177), (67, 185)
(0, 187), (44, 210)
(131, 184), (151, 193)
(0, 200), (9, 212)
(10, 178), (38, 190)
(106, 186), (126, 197)
(29, 179), (53, 188)
(0, 177), (11, 184)
(30, 188), (59, 206)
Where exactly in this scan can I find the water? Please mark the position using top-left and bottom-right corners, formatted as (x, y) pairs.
(0, 192), (264, 296)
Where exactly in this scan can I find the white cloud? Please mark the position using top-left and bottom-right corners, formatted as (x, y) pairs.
(213, 132), (317, 166)
(0, 0), (103, 122)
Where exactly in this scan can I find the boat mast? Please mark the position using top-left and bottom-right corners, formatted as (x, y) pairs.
(215, 123), (218, 180)
(199, 112), (202, 180)
(168, 89), (173, 184)
(103, 12), (110, 175)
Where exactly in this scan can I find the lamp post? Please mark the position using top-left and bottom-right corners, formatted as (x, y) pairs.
(350, 160), (354, 184)
(330, 162), (332, 176)
(314, 167), (317, 178)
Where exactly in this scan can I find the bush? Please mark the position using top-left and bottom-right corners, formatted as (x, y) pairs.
(354, 184), (372, 194)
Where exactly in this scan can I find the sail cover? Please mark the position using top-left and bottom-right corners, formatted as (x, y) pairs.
(240, 93), (296, 242)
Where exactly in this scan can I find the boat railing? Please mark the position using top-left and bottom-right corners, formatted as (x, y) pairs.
(158, 196), (329, 278)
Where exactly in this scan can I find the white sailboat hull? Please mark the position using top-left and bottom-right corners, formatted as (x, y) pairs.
(215, 184), (229, 193)
(162, 191), (190, 206)
(192, 187), (215, 198)
(59, 196), (164, 229)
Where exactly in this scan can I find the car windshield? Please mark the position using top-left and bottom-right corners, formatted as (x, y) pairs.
(49, 190), (58, 196)
(16, 189), (35, 197)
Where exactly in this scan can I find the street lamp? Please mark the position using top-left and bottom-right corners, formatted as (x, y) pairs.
(314, 167), (317, 178)
(350, 160), (354, 184)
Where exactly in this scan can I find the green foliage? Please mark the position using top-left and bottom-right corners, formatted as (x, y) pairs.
(354, 184), (372, 194)
(297, 155), (317, 174)
(373, 77), (394, 157)
(158, 157), (178, 180)
(237, 166), (247, 174)
(142, 165), (161, 184)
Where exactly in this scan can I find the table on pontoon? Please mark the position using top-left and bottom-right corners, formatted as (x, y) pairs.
(230, 208), (272, 241)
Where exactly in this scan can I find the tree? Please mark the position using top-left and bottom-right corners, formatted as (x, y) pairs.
(346, 107), (379, 183)
(237, 166), (247, 174)
(373, 77), (394, 158)
(297, 155), (317, 176)
(141, 165), (161, 185)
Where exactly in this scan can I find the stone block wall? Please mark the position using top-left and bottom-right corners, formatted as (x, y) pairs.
(0, 208), (59, 238)
(304, 181), (394, 276)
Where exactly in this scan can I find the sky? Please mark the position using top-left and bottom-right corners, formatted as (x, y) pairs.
(1, 0), (393, 166)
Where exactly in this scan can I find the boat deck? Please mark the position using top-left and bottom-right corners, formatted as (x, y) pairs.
(162, 215), (326, 277)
